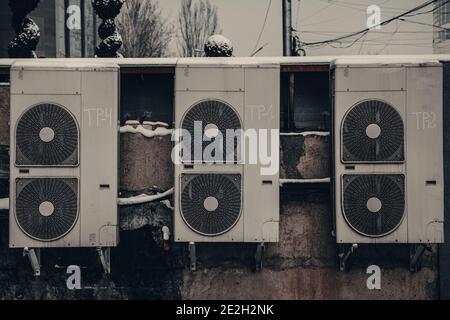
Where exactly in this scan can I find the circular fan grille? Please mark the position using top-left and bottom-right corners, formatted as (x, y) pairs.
(16, 103), (78, 166)
(342, 100), (404, 162)
(343, 174), (405, 237)
(15, 178), (78, 241)
(181, 174), (242, 236)
(181, 100), (241, 163)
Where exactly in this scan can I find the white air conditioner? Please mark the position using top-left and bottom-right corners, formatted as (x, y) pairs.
(332, 59), (444, 244)
(9, 61), (120, 249)
(174, 59), (280, 243)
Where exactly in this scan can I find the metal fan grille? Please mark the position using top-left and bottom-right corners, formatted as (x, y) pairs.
(342, 100), (404, 162)
(16, 103), (78, 166)
(343, 174), (405, 237)
(181, 174), (242, 236)
(181, 100), (241, 163)
(15, 178), (78, 241)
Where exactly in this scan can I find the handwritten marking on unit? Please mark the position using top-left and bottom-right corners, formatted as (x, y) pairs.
(412, 111), (437, 130)
(84, 108), (113, 128)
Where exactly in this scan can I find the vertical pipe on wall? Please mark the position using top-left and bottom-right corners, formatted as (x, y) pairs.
(282, 0), (292, 56)
(64, 0), (70, 57)
(80, 0), (86, 57)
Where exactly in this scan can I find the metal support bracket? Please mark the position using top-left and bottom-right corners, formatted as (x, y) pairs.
(338, 244), (358, 271)
(23, 247), (41, 276)
(188, 242), (196, 272)
(410, 244), (429, 273)
(97, 247), (111, 274)
(255, 242), (265, 272)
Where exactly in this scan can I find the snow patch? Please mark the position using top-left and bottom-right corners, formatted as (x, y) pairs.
(0, 198), (9, 210)
(120, 124), (173, 138)
(142, 121), (169, 127)
(161, 200), (174, 210)
(125, 120), (140, 125)
(281, 131), (330, 137)
(118, 188), (174, 206)
(206, 35), (232, 49)
(280, 178), (330, 186)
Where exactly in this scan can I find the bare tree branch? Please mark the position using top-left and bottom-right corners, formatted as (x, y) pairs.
(117, 0), (174, 57)
(178, 0), (220, 57)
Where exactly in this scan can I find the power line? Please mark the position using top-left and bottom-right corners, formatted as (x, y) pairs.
(300, 1), (336, 25)
(250, 0), (272, 56)
(405, 0), (450, 16)
(302, 30), (435, 34)
(302, 0), (446, 47)
(399, 17), (450, 30)
(295, 0), (301, 29)
(300, 0), (392, 27)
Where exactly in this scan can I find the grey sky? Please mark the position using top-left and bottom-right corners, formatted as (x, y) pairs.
(158, 0), (434, 56)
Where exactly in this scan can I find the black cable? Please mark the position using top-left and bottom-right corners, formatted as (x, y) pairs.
(399, 17), (450, 30)
(405, 0), (450, 16)
(302, 0), (443, 47)
(251, 0), (272, 55)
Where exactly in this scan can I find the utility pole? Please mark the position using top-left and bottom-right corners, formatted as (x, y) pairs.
(282, 0), (292, 56)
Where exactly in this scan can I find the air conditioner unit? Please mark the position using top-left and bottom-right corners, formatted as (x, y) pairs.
(332, 59), (444, 244)
(174, 60), (280, 243)
(9, 61), (120, 249)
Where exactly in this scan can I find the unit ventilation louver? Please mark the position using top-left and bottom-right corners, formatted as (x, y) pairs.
(15, 178), (78, 241)
(342, 100), (404, 162)
(181, 100), (241, 163)
(180, 174), (242, 236)
(16, 103), (78, 166)
(343, 174), (405, 237)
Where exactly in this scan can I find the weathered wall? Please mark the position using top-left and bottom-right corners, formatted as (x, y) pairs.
(120, 134), (173, 193)
(0, 82), (441, 300)
(0, 86), (9, 145)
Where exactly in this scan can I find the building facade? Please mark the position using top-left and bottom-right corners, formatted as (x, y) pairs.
(0, 0), (97, 58)
(434, 0), (450, 54)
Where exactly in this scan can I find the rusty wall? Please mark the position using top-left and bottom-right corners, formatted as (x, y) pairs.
(0, 80), (441, 300)
(0, 86), (9, 145)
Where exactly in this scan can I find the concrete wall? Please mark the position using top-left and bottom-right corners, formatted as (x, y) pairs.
(0, 75), (442, 300)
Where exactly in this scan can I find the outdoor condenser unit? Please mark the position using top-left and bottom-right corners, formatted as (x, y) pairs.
(332, 58), (444, 244)
(174, 59), (280, 244)
(9, 60), (120, 249)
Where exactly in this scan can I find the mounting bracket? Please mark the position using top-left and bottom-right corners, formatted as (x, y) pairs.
(409, 244), (430, 272)
(23, 247), (41, 276)
(338, 243), (358, 271)
(97, 247), (111, 274)
(188, 242), (196, 272)
(255, 242), (265, 272)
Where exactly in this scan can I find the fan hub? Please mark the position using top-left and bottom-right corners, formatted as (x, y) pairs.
(366, 197), (382, 213)
(204, 123), (219, 139)
(39, 127), (55, 143)
(39, 201), (55, 217)
(365, 124), (381, 139)
(203, 196), (219, 212)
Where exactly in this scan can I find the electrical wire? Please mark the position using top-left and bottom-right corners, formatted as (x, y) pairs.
(302, 0), (445, 47)
(250, 0), (272, 56)
(300, 0), (396, 28)
(405, 0), (450, 16)
(295, 0), (301, 29)
(377, 20), (401, 54)
(300, 1), (336, 25)
(399, 17), (450, 30)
